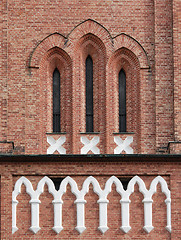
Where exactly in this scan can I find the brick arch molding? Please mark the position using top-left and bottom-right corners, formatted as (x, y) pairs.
(66, 19), (113, 44)
(29, 19), (149, 70)
(29, 33), (67, 69)
(113, 33), (150, 69)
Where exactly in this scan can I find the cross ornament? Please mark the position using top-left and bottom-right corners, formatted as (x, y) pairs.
(81, 136), (100, 154)
(114, 136), (133, 154)
(47, 136), (66, 154)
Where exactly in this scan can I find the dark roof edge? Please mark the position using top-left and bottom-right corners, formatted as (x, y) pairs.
(0, 154), (180, 163)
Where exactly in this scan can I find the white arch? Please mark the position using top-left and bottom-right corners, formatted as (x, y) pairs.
(81, 176), (102, 197)
(149, 176), (170, 198)
(149, 176), (171, 233)
(12, 177), (34, 234)
(36, 176), (56, 197)
(58, 176), (79, 198)
(12, 176), (34, 200)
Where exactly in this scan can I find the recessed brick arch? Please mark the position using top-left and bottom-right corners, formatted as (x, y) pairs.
(106, 47), (141, 154)
(78, 33), (106, 132)
(71, 32), (107, 153)
(27, 22), (152, 154)
(76, 33), (107, 58)
(39, 46), (72, 71)
(36, 46), (72, 154)
(29, 33), (67, 68)
(67, 19), (113, 57)
(113, 33), (150, 69)
(107, 43), (154, 154)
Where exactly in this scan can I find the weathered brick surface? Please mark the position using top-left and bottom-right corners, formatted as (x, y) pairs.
(168, 142), (181, 154)
(155, 0), (174, 153)
(0, 141), (13, 154)
(0, 0), (179, 154)
(173, 0), (181, 142)
(0, 0), (181, 239)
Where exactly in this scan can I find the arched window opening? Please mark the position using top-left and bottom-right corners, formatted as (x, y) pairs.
(53, 68), (60, 132)
(119, 69), (126, 132)
(86, 55), (93, 132)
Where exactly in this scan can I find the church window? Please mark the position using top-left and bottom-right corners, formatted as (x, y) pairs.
(119, 69), (126, 132)
(53, 68), (61, 132)
(86, 55), (94, 132)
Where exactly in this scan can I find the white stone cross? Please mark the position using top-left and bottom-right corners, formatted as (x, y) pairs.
(81, 136), (100, 154)
(47, 136), (66, 154)
(114, 136), (133, 154)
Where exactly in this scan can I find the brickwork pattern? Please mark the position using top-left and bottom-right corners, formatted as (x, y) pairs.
(154, 0), (174, 153)
(28, 20), (151, 155)
(0, 0), (178, 154)
(173, 0), (181, 142)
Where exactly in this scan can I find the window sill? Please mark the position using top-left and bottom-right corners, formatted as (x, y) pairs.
(46, 132), (67, 135)
(80, 132), (100, 134)
(113, 132), (135, 135)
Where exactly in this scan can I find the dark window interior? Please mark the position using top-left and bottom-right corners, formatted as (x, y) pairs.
(51, 177), (64, 191)
(53, 68), (60, 132)
(118, 177), (131, 190)
(86, 55), (94, 132)
(119, 69), (126, 132)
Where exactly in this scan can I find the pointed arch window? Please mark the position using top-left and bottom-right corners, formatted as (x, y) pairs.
(53, 68), (60, 132)
(86, 55), (94, 132)
(119, 69), (126, 132)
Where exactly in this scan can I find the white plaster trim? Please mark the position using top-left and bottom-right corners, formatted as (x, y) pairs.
(81, 136), (100, 154)
(114, 136), (133, 154)
(47, 136), (66, 154)
(12, 175), (171, 234)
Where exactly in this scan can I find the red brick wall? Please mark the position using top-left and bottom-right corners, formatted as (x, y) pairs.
(0, 1), (8, 143)
(0, 3), (180, 239)
(155, 0), (174, 153)
(0, 141), (13, 154)
(1, 0), (179, 154)
(173, 0), (181, 142)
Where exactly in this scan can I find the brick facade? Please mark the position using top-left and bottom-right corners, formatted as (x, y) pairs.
(0, 0), (181, 239)
(1, 0), (180, 154)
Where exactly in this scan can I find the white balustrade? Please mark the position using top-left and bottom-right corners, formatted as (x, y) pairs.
(12, 175), (171, 234)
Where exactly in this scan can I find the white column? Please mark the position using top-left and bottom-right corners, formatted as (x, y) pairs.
(29, 199), (41, 234)
(12, 199), (18, 234)
(120, 199), (131, 233)
(97, 199), (109, 234)
(52, 199), (63, 234)
(74, 199), (86, 234)
(165, 198), (171, 232)
(142, 198), (154, 233)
